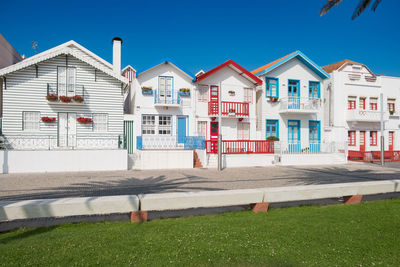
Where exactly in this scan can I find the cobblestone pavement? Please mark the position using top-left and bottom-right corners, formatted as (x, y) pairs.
(1, 163), (399, 201)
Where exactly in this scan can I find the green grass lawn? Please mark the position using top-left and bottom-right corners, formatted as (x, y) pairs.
(1, 199), (399, 266)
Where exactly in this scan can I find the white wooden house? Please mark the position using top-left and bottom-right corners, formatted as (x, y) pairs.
(0, 38), (129, 173)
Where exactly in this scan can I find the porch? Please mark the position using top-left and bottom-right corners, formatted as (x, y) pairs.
(206, 140), (274, 154)
(208, 101), (249, 117)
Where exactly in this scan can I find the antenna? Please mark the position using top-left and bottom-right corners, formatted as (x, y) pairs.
(32, 41), (38, 54)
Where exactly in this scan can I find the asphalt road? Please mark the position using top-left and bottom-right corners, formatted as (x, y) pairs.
(0, 163), (399, 201)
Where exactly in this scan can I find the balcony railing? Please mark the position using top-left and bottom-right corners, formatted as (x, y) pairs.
(346, 109), (388, 122)
(208, 101), (249, 117)
(279, 97), (321, 113)
(154, 90), (181, 106)
(206, 140), (274, 154)
(137, 136), (205, 150)
(47, 83), (86, 103)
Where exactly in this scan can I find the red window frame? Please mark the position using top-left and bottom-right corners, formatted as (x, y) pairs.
(370, 131), (377, 146)
(370, 103), (377, 110)
(348, 131), (356, 146)
(348, 100), (356, 110)
(359, 98), (366, 110)
(388, 103), (395, 112)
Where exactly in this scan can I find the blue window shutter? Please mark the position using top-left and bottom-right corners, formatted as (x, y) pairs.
(276, 78), (279, 98)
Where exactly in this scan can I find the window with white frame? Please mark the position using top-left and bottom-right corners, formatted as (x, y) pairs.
(23, 111), (40, 131)
(57, 66), (76, 96)
(197, 121), (207, 138)
(244, 88), (253, 103)
(142, 115), (156, 135)
(388, 98), (396, 113)
(370, 97), (378, 110)
(158, 116), (171, 135)
(93, 113), (108, 132)
(198, 85), (209, 102)
(348, 96), (356, 110)
(237, 122), (250, 140)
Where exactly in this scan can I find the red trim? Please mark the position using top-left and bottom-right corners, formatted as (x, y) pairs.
(195, 59), (263, 86)
(206, 140), (274, 154)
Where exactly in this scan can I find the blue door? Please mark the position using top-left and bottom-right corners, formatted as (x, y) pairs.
(288, 120), (300, 152)
(177, 116), (187, 143)
(309, 121), (320, 152)
(288, 80), (300, 109)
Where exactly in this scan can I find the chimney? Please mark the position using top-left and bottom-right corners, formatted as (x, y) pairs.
(112, 37), (122, 73)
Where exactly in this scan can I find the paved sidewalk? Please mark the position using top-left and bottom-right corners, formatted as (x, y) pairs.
(1, 163), (400, 201)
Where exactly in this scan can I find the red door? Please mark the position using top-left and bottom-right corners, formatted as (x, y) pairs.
(210, 122), (219, 153)
(389, 131), (394, 151)
(210, 85), (219, 102)
(360, 131), (366, 152)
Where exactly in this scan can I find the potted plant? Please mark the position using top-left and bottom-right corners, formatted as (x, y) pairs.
(228, 108), (236, 115)
(41, 117), (56, 123)
(73, 95), (84, 103)
(269, 96), (279, 103)
(179, 88), (190, 97)
(267, 136), (279, 141)
(76, 117), (93, 124)
(46, 94), (58, 101)
(59, 96), (72, 103)
(390, 110), (395, 115)
(141, 86), (153, 95)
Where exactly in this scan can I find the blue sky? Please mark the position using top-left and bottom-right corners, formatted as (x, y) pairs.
(2, 0), (400, 76)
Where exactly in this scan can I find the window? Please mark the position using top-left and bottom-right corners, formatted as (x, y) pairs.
(309, 81), (320, 98)
(198, 85), (209, 102)
(370, 131), (377, 146)
(388, 99), (395, 113)
(370, 97), (378, 110)
(244, 88), (253, 103)
(142, 115), (155, 135)
(348, 97), (356, 110)
(359, 97), (366, 110)
(158, 76), (173, 99)
(141, 115), (172, 135)
(237, 122), (250, 140)
(57, 67), (76, 96)
(158, 116), (171, 135)
(23, 111), (40, 131)
(266, 78), (278, 97)
(197, 121), (207, 137)
(266, 120), (279, 139)
(93, 113), (108, 132)
(348, 131), (356, 146)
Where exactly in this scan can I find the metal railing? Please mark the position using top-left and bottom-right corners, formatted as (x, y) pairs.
(206, 140), (274, 154)
(136, 136), (205, 150)
(154, 90), (181, 105)
(0, 135), (123, 150)
(279, 97), (321, 111)
(275, 141), (347, 155)
(208, 101), (250, 116)
(47, 83), (86, 98)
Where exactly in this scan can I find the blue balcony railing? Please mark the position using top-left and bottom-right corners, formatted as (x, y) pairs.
(154, 90), (181, 105)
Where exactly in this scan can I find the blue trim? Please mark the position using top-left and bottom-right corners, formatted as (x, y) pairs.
(288, 120), (301, 152)
(309, 120), (321, 152)
(136, 136), (143, 150)
(265, 77), (279, 98)
(288, 79), (300, 97)
(309, 81), (321, 98)
(158, 76), (174, 104)
(265, 119), (279, 139)
(136, 59), (195, 79)
(177, 116), (188, 143)
(253, 51), (330, 79)
(309, 120), (321, 142)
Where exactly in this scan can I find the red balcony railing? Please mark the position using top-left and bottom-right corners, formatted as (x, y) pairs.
(208, 101), (249, 116)
(206, 140), (274, 154)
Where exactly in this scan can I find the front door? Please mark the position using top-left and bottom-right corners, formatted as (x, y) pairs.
(58, 112), (76, 147)
(159, 76), (173, 104)
(177, 116), (187, 143)
(360, 131), (366, 152)
(210, 121), (219, 153)
(288, 120), (300, 152)
(288, 80), (300, 109)
(389, 131), (394, 151)
(309, 121), (320, 152)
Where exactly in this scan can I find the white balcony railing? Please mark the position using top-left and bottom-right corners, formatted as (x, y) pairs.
(154, 90), (181, 107)
(279, 97), (321, 113)
(346, 109), (388, 122)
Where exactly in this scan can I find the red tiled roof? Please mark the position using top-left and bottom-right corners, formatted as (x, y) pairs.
(251, 52), (295, 74)
(322, 59), (363, 73)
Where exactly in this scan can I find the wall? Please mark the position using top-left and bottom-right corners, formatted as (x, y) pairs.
(278, 153), (347, 166)
(131, 150), (193, 170)
(0, 34), (23, 69)
(0, 149), (127, 173)
(207, 153), (275, 168)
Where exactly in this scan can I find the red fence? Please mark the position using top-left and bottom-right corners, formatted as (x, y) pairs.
(206, 140), (274, 154)
(348, 150), (400, 162)
(208, 101), (249, 116)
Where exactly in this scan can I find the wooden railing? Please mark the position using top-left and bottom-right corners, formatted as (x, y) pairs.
(206, 140), (274, 154)
(208, 101), (249, 116)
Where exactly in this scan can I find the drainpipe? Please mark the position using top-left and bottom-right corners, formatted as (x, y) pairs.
(218, 82), (222, 171)
(380, 93), (384, 166)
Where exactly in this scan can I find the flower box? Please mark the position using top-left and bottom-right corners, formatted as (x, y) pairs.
(228, 109), (236, 115)
(179, 90), (190, 97)
(59, 96), (73, 103)
(41, 117), (56, 123)
(269, 96), (279, 103)
(390, 110), (395, 115)
(46, 94), (58, 101)
(73, 95), (84, 103)
(142, 86), (153, 95)
(77, 117), (93, 124)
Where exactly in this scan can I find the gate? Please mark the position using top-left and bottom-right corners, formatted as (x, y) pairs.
(124, 120), (134, 154)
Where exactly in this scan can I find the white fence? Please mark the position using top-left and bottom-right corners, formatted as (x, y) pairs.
(275, 141), (347, 155)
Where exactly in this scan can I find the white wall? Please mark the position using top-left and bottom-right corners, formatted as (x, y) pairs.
(131, 150), (193, 170)
(278, 153), (347, 166)
(0, 149), (127, 173)
(207, 153), (275, 168)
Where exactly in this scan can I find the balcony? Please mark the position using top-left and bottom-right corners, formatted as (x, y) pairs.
(279, 97), (321, 114)
(46, 83), (86, 104)
(346, 109), (388, 122)
(154, 90), (181, 107)
(208, 101), (249, 117)
(206, 140), (274, 154)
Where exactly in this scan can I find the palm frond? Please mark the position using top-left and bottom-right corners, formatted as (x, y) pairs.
(371, 0), (382, 11)
(320, 0), (344, 16)
(351, 0), (372, 20)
